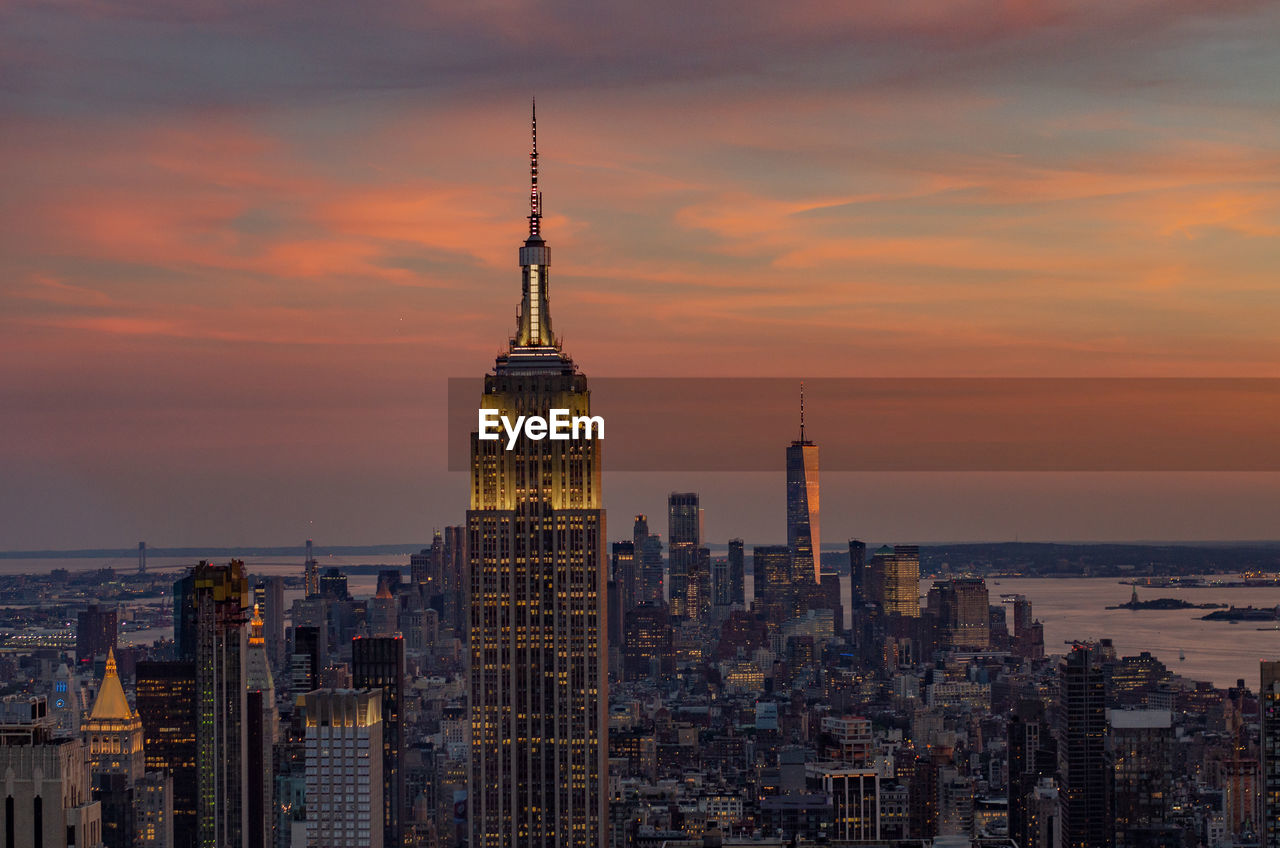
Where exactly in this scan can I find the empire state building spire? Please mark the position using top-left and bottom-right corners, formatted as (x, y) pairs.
(514, 98), (556, 350)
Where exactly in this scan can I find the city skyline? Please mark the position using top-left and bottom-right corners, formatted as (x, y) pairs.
(4, 3), (1280, 548)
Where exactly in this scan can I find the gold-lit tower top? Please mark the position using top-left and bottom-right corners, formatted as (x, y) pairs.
(510, 97), (561, 359)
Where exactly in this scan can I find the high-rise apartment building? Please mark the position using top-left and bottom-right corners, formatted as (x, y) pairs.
(467, 106), (606, 848)
(304, 689), (383, 848)
(785, 386), (820, 583)
(253, 577), (286, 667)
(352, 636), (405, 848)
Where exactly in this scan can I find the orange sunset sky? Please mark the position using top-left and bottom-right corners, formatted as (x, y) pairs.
(2, 1), (1279, 549)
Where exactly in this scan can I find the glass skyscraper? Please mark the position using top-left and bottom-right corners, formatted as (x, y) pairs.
(786, 386), (820, 583)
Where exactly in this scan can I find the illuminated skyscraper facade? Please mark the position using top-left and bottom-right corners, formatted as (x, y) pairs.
(468, 105), (607, 848)
(786, 386), (820, 583)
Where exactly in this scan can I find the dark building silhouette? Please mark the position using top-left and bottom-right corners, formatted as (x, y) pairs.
(77, 604), (118, 663)
(352, 636), (405, 848)
(728, 539), (745, 606)
(848, 539), (867, 606)
(1058, 644), (1113, 848)
(1009, 697), (1058, 848)
(612, 541), (637, 619)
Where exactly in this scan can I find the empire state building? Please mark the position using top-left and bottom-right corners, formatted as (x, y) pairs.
(467, 105), (607, 848)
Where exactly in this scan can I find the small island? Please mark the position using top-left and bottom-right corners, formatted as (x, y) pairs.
(1107, 587), (1227, 611)
(1201, 606), (1280, 622)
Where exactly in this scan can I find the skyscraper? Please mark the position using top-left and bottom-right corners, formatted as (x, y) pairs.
(304, 689), (383, 848)
(879, 545), (920, 618)
(136, 660), (198, 847)
(246, 606), (278, 848)
(633, 515), (664, 606)
(1262, 660), (1280, 847)
(848, 539), (867, 606)
(467, 104), (606, 848)
(352, 636), (405, 848)
(84, 648), (144, 848)
(1058, 644), (1113, 848)
(727, 538), (745, 607)
(667, 492), (701, 619)
(786, 384), (821, 583)
(303, 539), (319, 599)
(611, 541), (637, 618)
(180, 560), (250, 848)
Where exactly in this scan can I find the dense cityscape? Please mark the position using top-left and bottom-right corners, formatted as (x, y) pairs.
(2, 111), (1280, 848)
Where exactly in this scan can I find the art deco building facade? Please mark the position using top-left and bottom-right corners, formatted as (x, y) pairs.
(468, 105), (607, 848)
(785, 387), (820, 583)
(83, 648), (144, 848)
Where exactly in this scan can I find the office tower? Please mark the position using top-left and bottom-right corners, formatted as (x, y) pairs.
(623, 604), (673, 681)
(246, 607), (278, 848)
(937, 767), (974, 836)
(444, 524), (468, 635)
(1011, 594), (1033, 636)
(320, 567), (349, 600)
(712, 555), (730, 606)
(1110, 709), (1172, 845)
(848, 539), (867, 606)
(410, 546), (432, 596)
(370, 580), (399, 637)
(77, 604), (118, 663)
(353, 636), (404, 848)
(727, 538), (745, 606)
(304, 689), (384, 848)
(632, 515), (664, 606)
(139, 541), (148, 573)
(1009, 698), (1058, 848)
(303, 539), (319, 599)
(468, 106), (606, 847)
(667, 492), (701, 619)
(1058, 644), (1113, 848)
(137, 661), (198, 847)
(179, 560), (250, 848)
(879, 545), (920, 618)
(1262, 660), (1280, 847)
(290, 626), (322, 697)
(753, 545), (793, 611)
(253, 577), (286, 668)
(926, 577), (991, 650)
(0, 695), (105, 848)
(786, 384), (820, 583)
(691, 545), (712, 620)
(84, 649), (144, 848)
(612, 541), (637, 617)
(807, 764), (879, 840)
